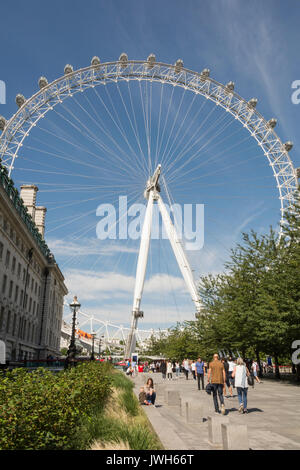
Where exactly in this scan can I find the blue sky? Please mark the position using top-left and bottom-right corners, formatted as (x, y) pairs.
(1, 0), (300, 332)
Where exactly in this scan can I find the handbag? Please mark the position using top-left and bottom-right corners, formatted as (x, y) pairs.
(248, 374), (254, 386)
(205, 383), (214, 395)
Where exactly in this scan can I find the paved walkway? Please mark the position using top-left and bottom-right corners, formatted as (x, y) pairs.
(132, 372), (300, 450)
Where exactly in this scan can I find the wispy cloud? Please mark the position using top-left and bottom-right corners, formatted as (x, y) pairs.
(64, 269), (188, 302)
(47, 237), (138, 257)
(209, 0), (292, 139)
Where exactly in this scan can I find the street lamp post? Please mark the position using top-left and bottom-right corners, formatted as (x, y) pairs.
(90, 332), (96, 361)
(98, 335), (104, 359)
(65, 296), (81, 368)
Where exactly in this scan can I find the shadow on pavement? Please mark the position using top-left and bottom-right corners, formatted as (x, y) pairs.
(246, 408), (264, 413)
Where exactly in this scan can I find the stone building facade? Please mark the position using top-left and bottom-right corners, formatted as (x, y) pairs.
(0, 165), (68, 361)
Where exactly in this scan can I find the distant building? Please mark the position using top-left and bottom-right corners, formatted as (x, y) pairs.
(0, 164), (68, 361)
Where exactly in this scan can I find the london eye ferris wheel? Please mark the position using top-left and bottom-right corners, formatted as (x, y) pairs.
(0, 54), (298, 354)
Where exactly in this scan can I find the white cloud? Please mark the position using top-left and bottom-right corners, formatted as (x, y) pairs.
(64, 269), (189, 302)
(47, 237), (138, 257)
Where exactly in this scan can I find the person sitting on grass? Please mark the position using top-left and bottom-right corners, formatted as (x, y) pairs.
(144, 378), (156, 405)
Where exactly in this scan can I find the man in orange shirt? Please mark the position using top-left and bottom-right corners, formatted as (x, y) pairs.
(207, 353), (226, 415)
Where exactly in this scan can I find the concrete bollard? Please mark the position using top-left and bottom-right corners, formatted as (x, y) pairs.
(184, 401), (205, 423)
(164, 389), (181, 406)
(208, 415), (230, 447)
(179, 398), (185, 416)
(221, 424), (249, 450)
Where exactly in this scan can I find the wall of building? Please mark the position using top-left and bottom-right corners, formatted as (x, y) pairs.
(0, 173), (68, 361)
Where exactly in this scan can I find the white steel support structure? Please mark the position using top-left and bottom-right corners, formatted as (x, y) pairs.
(125, 165), (201, 358)
(157, 196), (202, 314)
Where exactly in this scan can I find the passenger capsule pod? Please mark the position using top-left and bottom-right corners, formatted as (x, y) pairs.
(200, 68), (210, 80)
(119, 53), (128, 68)
(91, 56), (101, 67)
(147, 53), (156, 68)
(0, 116), (6, 131)
(284, 141), (293, 152)
(174, 59), (183, 74)
(16, 94), (26, 108)
(38, 77), (48, 89)
(248, 98), (258, 108)
(226, 81), (235, 91)
(64, 64), (74, 75)
(268, 118), (277, 128)
(296, 168), (300, 179)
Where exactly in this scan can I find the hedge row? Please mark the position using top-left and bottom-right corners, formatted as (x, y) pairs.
(0, 362), (112, 450)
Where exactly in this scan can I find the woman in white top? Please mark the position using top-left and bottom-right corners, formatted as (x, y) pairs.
(191, 361), (196, 380)
(167, 361), (173, 380)
(231, 357), (250, 414)
(251, 361), (261, 383)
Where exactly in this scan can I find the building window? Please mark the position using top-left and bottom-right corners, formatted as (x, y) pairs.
(12, 256), (16, 274)
(6, 311), (11, 334)
(0, 307), (4, 330)
(5, 250), (10, 268)
(17, 263), (21, 279)
(20, 290), (24, 307)
(12, 314), (17, 337)
(8, 280), (13, 298)
(15, 285), (19, 303)
(18, 317), (23, 338)
(0, 241), (3, 259)
(2, 274), (7, 295)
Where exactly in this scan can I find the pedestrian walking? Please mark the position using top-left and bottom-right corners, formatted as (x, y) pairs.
(160, 360), (167, 379)
(182, 358), (189, 380)
(195, 357), (205, 390)
(227, 356), (236, 389)
(175, 361), (180, 378)
(191, 361), (196, 380)
(207, 353), (226, 415)
(167, 360), (173, 380)
(231, 357), (250, 414)
(251, 360), (261, 383)
(222, 358), (233, 398)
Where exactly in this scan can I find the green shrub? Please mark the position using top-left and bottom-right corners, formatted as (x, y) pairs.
(0, 362), (112, 450)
